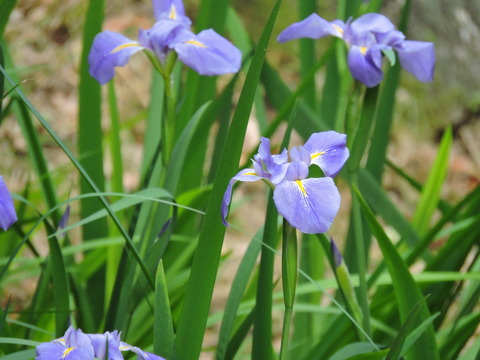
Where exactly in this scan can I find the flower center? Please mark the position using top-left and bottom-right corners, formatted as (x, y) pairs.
(311, 151), (325, 160)
(332, 24), (344, 37)
(111, 43), (140, 54)
(169, 5), (177, 20)
(295, 180), (307, 196)
(62, 347), (75, 359)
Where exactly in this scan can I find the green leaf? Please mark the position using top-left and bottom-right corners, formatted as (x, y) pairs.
(411, 128), (452, 236)
(154, 260), (175, 359)
(216, 229), (263, 360)
(78, 0), (108, 324)
(353, 185), (439, 360)
(173, 1), (283, 358)
(0, 349), (36, 360)
(386, 298), (426, 360)
(382, 49), (396, 66)
(400, 313), (440, 358)
(0, 0), (16, 38)
(328, 342), (378, 360)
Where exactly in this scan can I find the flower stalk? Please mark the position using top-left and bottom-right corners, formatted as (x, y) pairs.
(280, 219), (298, 360)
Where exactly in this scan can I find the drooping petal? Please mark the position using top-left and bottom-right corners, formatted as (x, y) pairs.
(273, 177), (341, 234)
(36, 327), (95, 360)
(347, 44), (384, 87)
(88, 31), (144, 84)
(277, 13), (345, 43)
(303, 131), (349, 177)
(173, 29), (242, 75)
(125, 345), (166, 360)
(221, 169), (263, 226)
(152, 0), (191, 27)
(0, 176), (17, 230)
(36, 342), (66, 360)
(396, 40), (435, 82)
(349, 13), (395, 35)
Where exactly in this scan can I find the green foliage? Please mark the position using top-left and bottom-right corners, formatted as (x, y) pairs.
(0, 0), (478, 359)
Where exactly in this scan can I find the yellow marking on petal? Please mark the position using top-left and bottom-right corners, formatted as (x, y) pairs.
(332, 24), (344, 36)
(311, 151), (325, 160)
(296, 180), (307, 196)
(244, 172), (257, 176)
(62, 347), (75, 358)
(111, 43), (140, 54)
(169, 5), (177, 20)
(186, 40), (207, 48)
(360, 46), (368, 55)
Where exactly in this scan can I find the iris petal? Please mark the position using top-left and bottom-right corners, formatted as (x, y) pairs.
(396, 40), (435, 82)
(88, 31), (143, 84)
(221, 169), (263, 226)
(273, 177), (340, 234)
(347, 45), (384, 87)
(304, 131), (349, 177)
(277, 13), (344, 43)
(88, 332), (123, 360)
(152, 0), (191, 26)
(350, 13), (395, 35)
(0, 176), (17, 230)
(173, 29), (242, 76)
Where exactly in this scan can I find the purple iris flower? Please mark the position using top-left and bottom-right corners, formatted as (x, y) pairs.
(222, 131), (349, 234)
(36, 327), (165, 360)
(0, 176), (17, 231)
(36, 327), (95, 360)
(89, 0), (241, 84)
(277, 13), (435, 87)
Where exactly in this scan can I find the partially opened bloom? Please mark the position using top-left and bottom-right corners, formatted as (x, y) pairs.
(221, 137), (288, 226)
(278, 12), (435, 87)
(36, 326), (94, 360)
(222, 131), (349, 234)
(89, 0), (241, 84)
(0, 176), (17, 230)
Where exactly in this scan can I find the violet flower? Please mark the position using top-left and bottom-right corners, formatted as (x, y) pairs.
(36, 327), (165, 360)
(89, 0), (241, 84)
(36, 327), (94, 360)
(277, 13), (435, 87)
(0, 176), (17, 231)
(222, 131), (349, 234)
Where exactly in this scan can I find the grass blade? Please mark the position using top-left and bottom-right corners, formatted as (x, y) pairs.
(411, 128), (452, 236)
(353, 185), (439, 360)
(174, 1), (283, 357)
(78, 0), (108, 325)
(0, 0), (16, 38)
(216, 229), (263, 360)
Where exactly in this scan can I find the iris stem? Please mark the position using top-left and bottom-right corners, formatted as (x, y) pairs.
(350, 173), (371, 335)
(144, 49), (177, 166)
(162, 72), (176, 165)
(280, 219), (298, 360)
